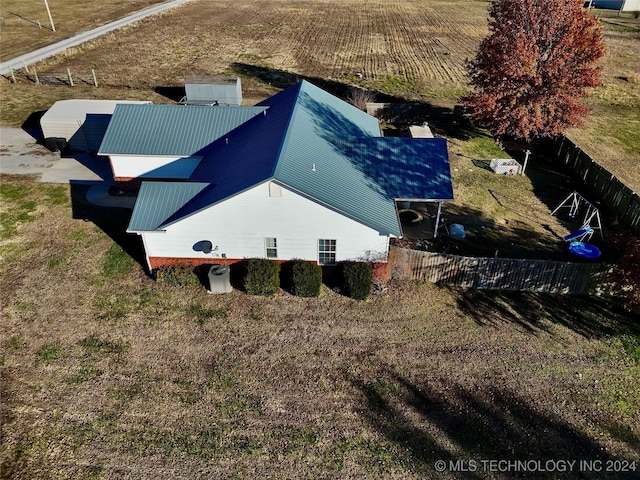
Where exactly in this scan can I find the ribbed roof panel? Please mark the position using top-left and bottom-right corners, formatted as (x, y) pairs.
(99, 105), (267, 156)
(127, 181), (209, 231)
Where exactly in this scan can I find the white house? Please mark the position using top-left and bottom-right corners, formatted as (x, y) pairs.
(117, 81), (454, 271)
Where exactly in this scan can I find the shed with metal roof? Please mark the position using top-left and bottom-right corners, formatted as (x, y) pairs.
(182, 76), (243, 106)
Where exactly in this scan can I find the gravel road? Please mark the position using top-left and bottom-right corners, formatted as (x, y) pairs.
(0, 0), (193, 75)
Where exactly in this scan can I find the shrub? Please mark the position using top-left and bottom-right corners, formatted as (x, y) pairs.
(342, 262), (372, 300)
(291, 261), (323, 297)
(155, 263), (201, 287)
(244, 259), (280, 296)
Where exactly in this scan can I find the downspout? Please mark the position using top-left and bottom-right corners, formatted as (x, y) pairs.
(139, 233), (153, 273)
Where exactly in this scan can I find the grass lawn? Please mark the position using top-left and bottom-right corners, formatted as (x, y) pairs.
(1, 3), (639, 477)
(1, 175), (639, 479)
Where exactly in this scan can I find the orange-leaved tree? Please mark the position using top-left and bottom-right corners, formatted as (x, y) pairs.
(462, 0), (605, 142)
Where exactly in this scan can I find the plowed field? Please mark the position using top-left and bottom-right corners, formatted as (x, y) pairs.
(29, 0), (489, 98)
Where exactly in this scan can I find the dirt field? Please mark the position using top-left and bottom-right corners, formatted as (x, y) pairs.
(1, 175), (639, 479)
(2, 0), (489, 97)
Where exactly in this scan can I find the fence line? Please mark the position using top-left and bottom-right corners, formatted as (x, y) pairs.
(551, 136), (640, 233)
(390, 247), (604, 294)
(6, 67), (98, 87)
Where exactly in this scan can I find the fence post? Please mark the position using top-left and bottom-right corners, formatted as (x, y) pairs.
(23, 60), (29, 73)
(10, 67), (16, 83)
(92, 69), (98, 87)
(34, 69), (40, 85)
(67, 68), (74, 86)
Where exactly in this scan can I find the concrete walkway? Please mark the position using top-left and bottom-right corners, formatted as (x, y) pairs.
(0, 127), (135, 209)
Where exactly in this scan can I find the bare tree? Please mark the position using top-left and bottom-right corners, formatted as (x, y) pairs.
(347, 87), (376, 111)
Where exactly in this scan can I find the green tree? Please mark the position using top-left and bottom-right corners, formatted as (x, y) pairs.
(462, 0), (605, 141)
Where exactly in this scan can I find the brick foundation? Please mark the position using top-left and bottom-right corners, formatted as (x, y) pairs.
(149, 257), (390, 284)
(149, 256), (243, 271)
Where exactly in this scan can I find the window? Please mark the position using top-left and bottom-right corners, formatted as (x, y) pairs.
(265, 237), (278, 258)
(318, 239), (336, 265)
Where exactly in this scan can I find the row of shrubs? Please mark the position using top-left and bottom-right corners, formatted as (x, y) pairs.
(245, 258), (373, 299)
(156, 259), (373, 300)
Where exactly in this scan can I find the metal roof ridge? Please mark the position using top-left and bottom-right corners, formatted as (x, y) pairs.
(269, 82), (305, 178)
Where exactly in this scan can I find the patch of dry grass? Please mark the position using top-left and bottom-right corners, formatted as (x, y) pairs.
(1, 175), (639, 478)
(566, 10), (640, 192)
(0, 0), (168, 61)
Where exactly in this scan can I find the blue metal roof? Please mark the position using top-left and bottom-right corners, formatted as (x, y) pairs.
(332, 137), (454, 201)
(99, 104), (268, 156)
(130, 81), (454, 237)
(127, 181), (209, 231)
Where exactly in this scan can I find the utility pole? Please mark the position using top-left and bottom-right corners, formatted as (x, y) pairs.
(44, 0), (55, 32)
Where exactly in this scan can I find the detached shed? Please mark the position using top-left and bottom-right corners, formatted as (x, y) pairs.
(182, 76), (242, 106)
(40, 99), (151, 153)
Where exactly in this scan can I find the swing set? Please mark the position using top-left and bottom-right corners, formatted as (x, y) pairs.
(551, 191), (603, 239)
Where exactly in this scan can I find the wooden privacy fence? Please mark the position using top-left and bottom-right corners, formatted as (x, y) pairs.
(551, 136), (640, 233)
(390, 247), (605, 294)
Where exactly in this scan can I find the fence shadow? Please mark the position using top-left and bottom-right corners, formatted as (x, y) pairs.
(351, 369), (638, 478)
(449, 286), (640, 338)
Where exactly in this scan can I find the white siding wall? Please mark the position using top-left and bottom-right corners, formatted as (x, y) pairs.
(110, 155), (202, 179)
(141, 182), (390, 263)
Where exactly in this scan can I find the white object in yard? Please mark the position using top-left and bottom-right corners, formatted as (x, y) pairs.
(490, 158), (522, 175)
(40, 99), (150, 152)
(409, 123), (434, 138)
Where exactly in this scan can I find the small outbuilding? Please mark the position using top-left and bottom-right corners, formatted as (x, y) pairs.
(40, 99), (151, 153)
(181, 76), (243, 106)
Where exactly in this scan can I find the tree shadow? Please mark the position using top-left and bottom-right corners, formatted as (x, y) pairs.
(69, 181), (148, 274)
(230, 62), (474, 137)
(352, 369), (638, 478)
(449, 286), (640, 338)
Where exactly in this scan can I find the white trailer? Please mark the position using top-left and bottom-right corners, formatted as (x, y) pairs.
(40, 99), (150, 152)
